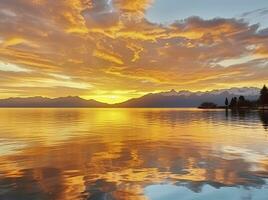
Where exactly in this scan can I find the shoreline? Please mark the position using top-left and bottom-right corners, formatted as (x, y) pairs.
(198, 106), (268, 110)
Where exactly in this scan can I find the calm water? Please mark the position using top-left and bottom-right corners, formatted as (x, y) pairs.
(0, 108), (268, 200)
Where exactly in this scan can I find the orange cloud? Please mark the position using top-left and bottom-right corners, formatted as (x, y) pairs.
(0, 0), (267, 103)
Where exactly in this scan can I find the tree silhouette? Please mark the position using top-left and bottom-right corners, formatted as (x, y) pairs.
(225, 98), (229, 107)
(260, 85), (268, 106)
(239, 96), (245, 102)
(229, 97), (237, 108)
(238, 96), (246, 107)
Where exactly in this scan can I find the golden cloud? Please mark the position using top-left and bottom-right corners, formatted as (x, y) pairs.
(0, 0), (267, 103)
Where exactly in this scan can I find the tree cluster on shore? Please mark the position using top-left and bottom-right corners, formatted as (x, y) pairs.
(226, 85), (268, 109)
(199, 85), (268, 109)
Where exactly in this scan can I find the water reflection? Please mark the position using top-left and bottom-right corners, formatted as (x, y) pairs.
(259, 111), (268, 131)
(229, 109), (268, 132)
(0, 108), (267, 200)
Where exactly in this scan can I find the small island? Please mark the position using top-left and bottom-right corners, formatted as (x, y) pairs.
(198, 102), (218, 109)
(199, 85), (268, 110)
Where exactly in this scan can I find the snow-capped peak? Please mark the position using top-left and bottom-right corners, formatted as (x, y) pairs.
(159, 89), (193, 96)
(159, 87), (260, 97)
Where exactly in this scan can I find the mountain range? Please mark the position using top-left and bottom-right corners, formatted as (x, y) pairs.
(0, 87), (260, 108)
(0, 96), (108, 108)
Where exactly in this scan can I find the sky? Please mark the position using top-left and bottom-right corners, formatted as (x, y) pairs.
(0, 0), (268, 103)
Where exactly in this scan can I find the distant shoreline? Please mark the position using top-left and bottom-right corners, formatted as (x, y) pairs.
(198, 106), (268, 110)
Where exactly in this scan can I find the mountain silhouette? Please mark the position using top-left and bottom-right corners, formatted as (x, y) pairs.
(0, 96), (108, 108)
(114, 87), (259, 108)
(0, 87), (260, 108)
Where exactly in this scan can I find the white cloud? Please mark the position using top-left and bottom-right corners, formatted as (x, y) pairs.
(0, 61), (31, 72)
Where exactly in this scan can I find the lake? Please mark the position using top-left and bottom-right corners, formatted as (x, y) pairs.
(0, 108), (267, 200)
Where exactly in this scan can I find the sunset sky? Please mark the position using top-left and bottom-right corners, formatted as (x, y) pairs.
(0, 0), (268, 103)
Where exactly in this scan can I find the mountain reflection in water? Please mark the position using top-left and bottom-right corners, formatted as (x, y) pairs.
(0, 108), (267, 200)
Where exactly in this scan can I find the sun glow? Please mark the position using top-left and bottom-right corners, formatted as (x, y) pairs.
(83, 94), (132, 104)
(82, 90), (147, 104)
